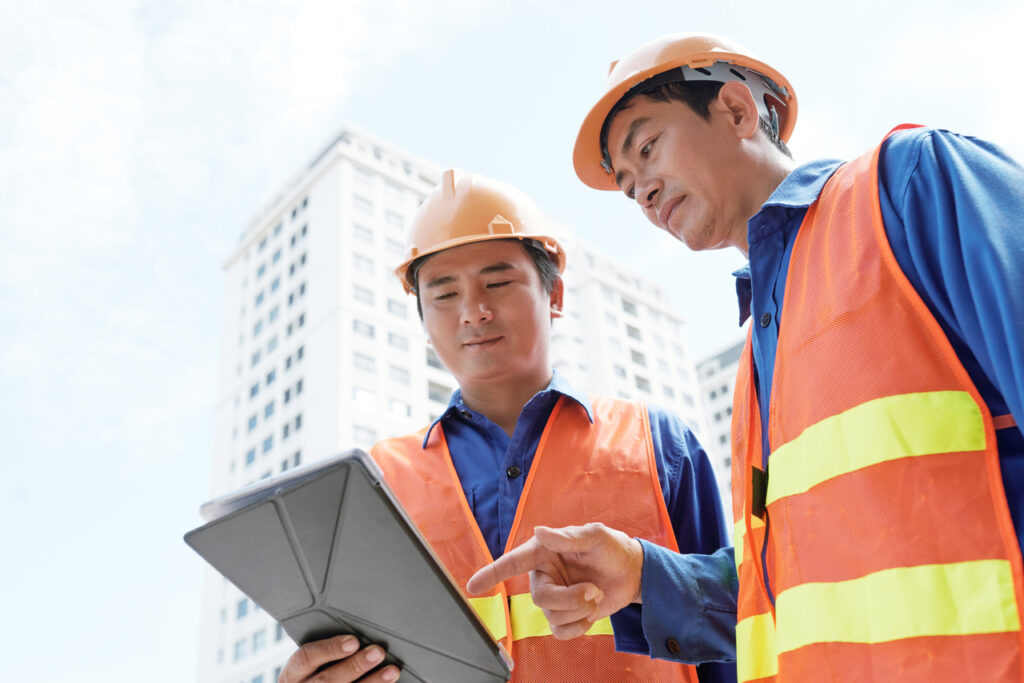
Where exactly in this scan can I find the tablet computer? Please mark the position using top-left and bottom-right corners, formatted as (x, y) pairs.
(184, 449), (512, 682)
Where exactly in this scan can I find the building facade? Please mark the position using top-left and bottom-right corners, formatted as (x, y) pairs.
(196, 125), (714, 683)
(695, 335), (747, 511)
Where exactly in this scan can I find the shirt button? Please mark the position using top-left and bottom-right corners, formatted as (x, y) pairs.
(506, 465), (522, 479)
(666, 638), (681, 655)
(760, 312), (772, 327)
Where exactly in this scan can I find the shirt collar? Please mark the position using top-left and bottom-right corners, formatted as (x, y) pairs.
(734, 158), (845, 324)
(421, 369), (593, 447)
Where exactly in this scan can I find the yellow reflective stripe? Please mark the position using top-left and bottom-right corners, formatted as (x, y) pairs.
(775, 560), (1021, 654)
(468, 595), (507, 641)
(509, 593), (614, 640)
(733, 516), (764, 567)
(736, 612), (777, 681)
(767, 391), (984, 505)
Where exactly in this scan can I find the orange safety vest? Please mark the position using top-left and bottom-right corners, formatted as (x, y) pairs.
(372, 395), (698, 682)
(731, 125), (1024, 682)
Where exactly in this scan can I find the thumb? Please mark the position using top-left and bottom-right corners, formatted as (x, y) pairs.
(532, 523), (604, 555)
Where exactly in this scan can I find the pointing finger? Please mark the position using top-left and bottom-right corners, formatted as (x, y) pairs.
(466, 537), (543, 595)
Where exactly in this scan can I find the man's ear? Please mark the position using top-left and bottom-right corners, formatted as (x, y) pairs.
(712, 81), (761, 140)
(549, 278), (565, 319)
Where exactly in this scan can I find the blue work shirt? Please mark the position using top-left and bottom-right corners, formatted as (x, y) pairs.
(425, 370), (736, 682)
(636, 127), (1024, 663)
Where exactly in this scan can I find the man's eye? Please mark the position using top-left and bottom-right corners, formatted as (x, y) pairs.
(626, 186), (636, 200)
(640, 141), (653, 157)
(486, 281), (511, 289)
(435, 292), (456, 301)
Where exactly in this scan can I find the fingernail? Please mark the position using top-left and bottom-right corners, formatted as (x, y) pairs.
(366, 647), (384, 664)
(584, 585), (601, 602)
(382, 667), (399, 681)
(341, 637), (359, 654)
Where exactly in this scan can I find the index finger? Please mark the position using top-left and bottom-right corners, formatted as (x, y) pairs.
(466, 538), (542, 595)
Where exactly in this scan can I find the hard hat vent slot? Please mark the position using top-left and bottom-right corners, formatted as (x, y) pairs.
(729, 68), (747, 81)
(488, 216), (516, 235)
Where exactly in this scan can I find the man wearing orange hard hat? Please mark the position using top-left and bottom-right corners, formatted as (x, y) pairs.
(278, 169), (735, 682)
(469, 33), (1024, 681)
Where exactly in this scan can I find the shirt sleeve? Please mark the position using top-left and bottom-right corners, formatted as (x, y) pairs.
(878, 128), (1024, 542)
(609, 407), (738, 680)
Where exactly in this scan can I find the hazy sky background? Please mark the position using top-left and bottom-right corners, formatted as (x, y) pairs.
(2, 1), (1022, 680)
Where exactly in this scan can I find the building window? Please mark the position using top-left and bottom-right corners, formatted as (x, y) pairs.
(251, 350), (261, 367)
(300, 253), (307, 266)
(353, 223), (373, 243)
(299, 282), (306, 296)
(428, 381), (452, 403)
(254, 291), (264, 307)
(353, 285), (374, 305)
(353, 319), (374, 338)
(270, 277), (281, 293)
(388, 332), (408, 351)
(297, 346), (304, 360)
(301, 223), (307, 236)
(354, 195), (372, 215)
(297, 313), (305, 328)
(626, 324), (641, 341)
(622, 299), (637, 316)
(266, 369), (276, 385)
(274, 222), (283, 236)
(352, 386), (375, 404)
(237, 598), (248, 619)
(269, 306), (280, 323)
(294, 450), (302, 467)
(295, 414), (302, 430)
(354, 352), (376, 373)
(613, 364), (626, 378)
(385, 210), (403, 230)
(233, 639), (247, 662)
(389, 365), (410, 385)
(353, 425), (377, 446)
(262, 435), (273, 453)
(253, 320), (263, 337)
(284, 388), (291, 404)
(635, 376), (652, 392)
(252, 630), (266, 653)
(245, 448), (256, 465)
(272, 249), (282, 264)
(247, 415), (257, 432)
(282, 423), (290, 439)
(264, 401), (274, 418)
(387, 299), (407, 318)
(353, 254), (373, 273)
(663, 385), (675, 399)
(296, 378), (304, 394)
(426, 348), (444, 369)
(249, 383), (259, 398)
(388, 398), (411, 419)
(275, 623), (285, 642)
(257, 263), (266, 278)
(719, 434), (729, 445)
(285, 355), (292, 370)
(631, 350), (646, 366)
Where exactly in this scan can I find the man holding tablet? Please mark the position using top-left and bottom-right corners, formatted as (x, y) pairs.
(278, 169), (734, 682)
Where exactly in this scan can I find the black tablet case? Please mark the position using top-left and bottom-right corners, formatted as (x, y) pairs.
(184, 449), (511, 682)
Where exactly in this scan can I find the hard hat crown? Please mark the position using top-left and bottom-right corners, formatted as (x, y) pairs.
(394, 170), (566, 293)
(574, 33), (797, 191)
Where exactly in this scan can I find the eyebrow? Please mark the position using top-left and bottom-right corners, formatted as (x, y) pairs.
(614, 117), (650, 187)
(422, 262), (516, 289)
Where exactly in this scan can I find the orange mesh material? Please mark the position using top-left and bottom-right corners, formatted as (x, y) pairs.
(731, 125), (1024, 680)
(374, 396), (696, 682)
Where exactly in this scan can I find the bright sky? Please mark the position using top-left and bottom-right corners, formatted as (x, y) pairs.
(2, 1), (1021, 680)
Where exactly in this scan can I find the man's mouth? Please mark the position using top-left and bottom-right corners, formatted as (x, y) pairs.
(659, 195), (684, 229)
(463, 335), (503, 349)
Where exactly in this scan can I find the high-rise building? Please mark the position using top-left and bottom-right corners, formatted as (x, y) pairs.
(696, 335), (747, 511)
(196, 124), (714, 682)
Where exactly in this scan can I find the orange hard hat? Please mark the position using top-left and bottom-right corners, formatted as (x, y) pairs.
(573, 33), (797, 191)
(394, 169), (566, 294)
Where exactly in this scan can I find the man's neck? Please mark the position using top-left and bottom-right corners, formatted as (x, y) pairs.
(733, 150), (797, 257)
(459, 371), (553, 438)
